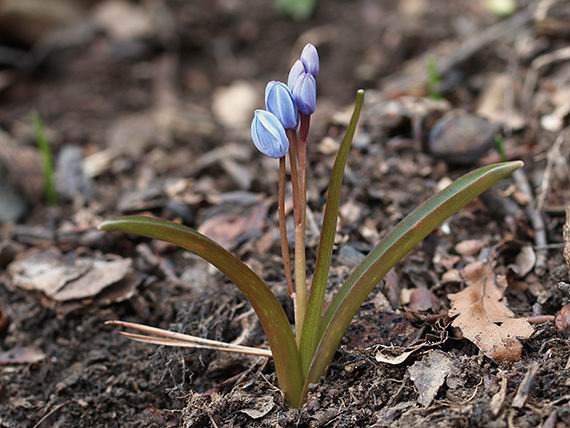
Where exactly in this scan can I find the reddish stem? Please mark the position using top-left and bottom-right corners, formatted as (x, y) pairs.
(278, 157), (294, 296)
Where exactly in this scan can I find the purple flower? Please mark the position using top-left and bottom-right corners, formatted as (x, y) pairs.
(300, 43), (319, 78)
(292, 73), (317, 115)
(265, 81), (299, 129)
(251, 110), (289, 158)
(287, 60), (306, 91)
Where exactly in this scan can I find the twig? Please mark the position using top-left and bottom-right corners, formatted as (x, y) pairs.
(537, 134), (565, 211)
(513, 169), (548, 275)
(511, 362), (539, 408)
(106, 320), (272, 357)
(522, 46), (570, 112)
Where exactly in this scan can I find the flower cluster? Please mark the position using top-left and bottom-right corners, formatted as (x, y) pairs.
(251, 44), (319, 158)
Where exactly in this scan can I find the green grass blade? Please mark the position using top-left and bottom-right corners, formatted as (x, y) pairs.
(99, 215), (304, 406)
(305, 161), (523, 386)
(299, 90), (365, 372)
(32, 112), (58, 206)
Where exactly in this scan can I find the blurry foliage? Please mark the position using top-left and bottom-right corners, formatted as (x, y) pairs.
(276, 0), (317, 20)
(32, 112), (58, 206)
(426, 56), (443, 100)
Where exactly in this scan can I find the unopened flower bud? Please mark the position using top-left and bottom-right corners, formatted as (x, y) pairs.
(292, 73), (317, 115)
(250, 110), (289, 159)
(300, 43), (319, 78)
(287, 60), (305, 91)
(265, 81), (298, 129)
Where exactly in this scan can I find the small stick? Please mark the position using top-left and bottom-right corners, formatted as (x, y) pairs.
(513, 169), (548, 275)
(106, 320), (272, 357)
(278, 157), (294, 296)
(512, 362), (539, 408)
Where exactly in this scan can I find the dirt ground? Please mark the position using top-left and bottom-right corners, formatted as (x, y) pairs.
(0, 0), (569, 427)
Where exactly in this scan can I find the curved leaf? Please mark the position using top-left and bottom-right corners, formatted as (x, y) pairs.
(99, 216), (304, 406)
(299, 90), (365, 372)
(305, 161), (523, 386)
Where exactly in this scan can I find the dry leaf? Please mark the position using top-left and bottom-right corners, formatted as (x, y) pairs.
(8, 249), (137, 313)
(198, 204), (267, 250)
(0, 346), (45, 365)
(508, 245), (536, 278)
(455, 239), (484, 257)
(238, 396), (274, 419)
(448, 262), (534, 362)
(408, 350), (453, 406)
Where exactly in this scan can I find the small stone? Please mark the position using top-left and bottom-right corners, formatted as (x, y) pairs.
(337, 245), (365, 267)
(429, 111), (499, 165)
(0, 167), (27, 223)
(56, 145), (93, 201)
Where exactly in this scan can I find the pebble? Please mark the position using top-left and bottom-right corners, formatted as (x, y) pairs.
(428, 111), (498, 165)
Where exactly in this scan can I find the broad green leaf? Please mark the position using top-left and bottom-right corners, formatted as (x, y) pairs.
(299, 90), (364, 372)
(304, 161), (523, 387)
(99, 216), (304, 406)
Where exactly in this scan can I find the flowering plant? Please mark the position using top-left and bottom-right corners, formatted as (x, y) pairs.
(100, 44), (522, 407)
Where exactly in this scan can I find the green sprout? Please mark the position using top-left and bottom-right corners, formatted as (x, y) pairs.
(100, 45), (523, 408)
(32, 112), (58, 206)
(426, 56), (443, 100)
(495, 135), (507, 162)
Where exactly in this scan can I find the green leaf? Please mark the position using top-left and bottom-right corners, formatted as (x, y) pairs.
(99, 216), (304, 407)
(299, 90), (365, 372)
(304, 161), (523, 387)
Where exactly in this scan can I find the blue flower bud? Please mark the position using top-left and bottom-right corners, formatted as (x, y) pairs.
(300, 43), (319, 78)
(265, 81), (298, 129)
(287, 60), (305, 91)
(292, 73), (317, 115)
(251, 110), (289, 159)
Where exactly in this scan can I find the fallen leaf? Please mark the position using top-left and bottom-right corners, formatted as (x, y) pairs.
(0, 346), (45, 365)
(8, 249), (137, 313)
(375, 348), (416, 365)
(455, 239), (484, 257)
(408, 350), (453, 406)
(477, 74), (525, 130)
(198, 204), (267, 250)
(239, 396), (274, 419)
(508, 245), (536, 278)
(448, 262), (534, 362)
(212, 80), (259, 130)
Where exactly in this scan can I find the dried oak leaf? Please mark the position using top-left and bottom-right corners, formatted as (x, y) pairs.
(448, 262), (534, 362)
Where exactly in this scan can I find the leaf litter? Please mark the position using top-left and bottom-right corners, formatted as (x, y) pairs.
(448, 261), (534, 362)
